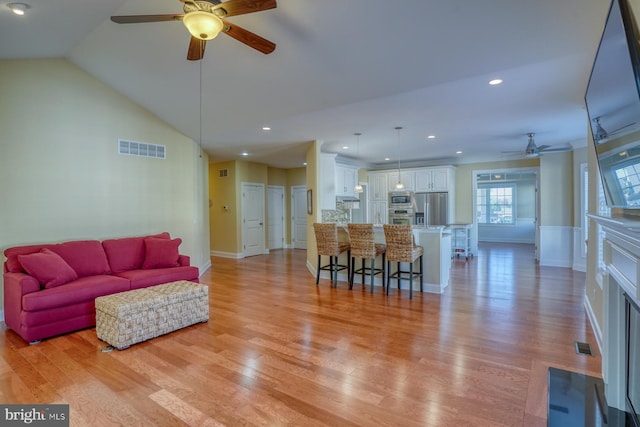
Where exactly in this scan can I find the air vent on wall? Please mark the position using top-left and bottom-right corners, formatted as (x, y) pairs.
(118, 140), (166, 159)
(219, 169), (228, 178)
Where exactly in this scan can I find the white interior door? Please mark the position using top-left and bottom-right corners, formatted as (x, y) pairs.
(242, 183), (265, 257)
(291, 186), (307, 249)
(268, 186), (285, 249)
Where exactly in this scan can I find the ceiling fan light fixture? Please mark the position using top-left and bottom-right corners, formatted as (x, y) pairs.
(7, 2), (29, 15)
(183, 11), (223, 41)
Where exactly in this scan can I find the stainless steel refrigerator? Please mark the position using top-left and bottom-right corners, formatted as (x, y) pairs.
(414, 192), (448, 226)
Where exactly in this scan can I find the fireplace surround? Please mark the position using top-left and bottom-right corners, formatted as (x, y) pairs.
(591, 214), (640, 425)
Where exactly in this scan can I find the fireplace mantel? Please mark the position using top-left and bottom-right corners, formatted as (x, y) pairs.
(589, 214), (640, 413)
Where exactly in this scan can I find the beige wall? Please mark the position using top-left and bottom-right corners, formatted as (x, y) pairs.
(306, 142), (321, 271)
(539, 151), (574, 226)
(0, 59), (210, 312)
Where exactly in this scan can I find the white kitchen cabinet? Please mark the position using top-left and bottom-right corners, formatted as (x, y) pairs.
(369, 201), (388, 225)
(319, 153), (337, 210)
(415, 167), (454, 192)
(368, 172), (388, 201)
(387, 170), (414, 191)
(335, 164), (359, 198)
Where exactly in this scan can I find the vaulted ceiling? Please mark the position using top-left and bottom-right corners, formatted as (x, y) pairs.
(0, 0), (610, 168)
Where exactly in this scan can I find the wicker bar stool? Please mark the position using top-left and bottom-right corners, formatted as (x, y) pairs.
(313, 223), (351, 287)
(347, 223), (386, 293)
(383, 224), (424, 299)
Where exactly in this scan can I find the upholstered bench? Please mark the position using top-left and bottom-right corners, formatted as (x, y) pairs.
(95, 280), (208, 349)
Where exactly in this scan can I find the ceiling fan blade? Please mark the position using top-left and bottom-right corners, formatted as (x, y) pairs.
(214, 0), (276, 17)
(111, 14), (184, 24)
(222, 20), (275, 54)
(187, 37), (207, 61)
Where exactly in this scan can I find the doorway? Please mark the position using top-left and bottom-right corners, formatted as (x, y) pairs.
(291, 185), (307, 249)
(241, 182), (266, 257)
(472, 168), (539, 261)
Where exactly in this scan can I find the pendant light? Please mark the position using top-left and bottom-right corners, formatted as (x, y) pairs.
(395, 126), (404, 190)
(354, 133), (363, 193)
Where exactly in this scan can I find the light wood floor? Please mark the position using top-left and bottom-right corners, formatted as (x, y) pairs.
(0, 243), (601, 426)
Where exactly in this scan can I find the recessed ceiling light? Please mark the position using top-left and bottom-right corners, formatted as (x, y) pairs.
(489, 79), (503, 85)
(241, 152), (248, 156)
(427, 135), (436, 139)
(456, 150), (463, 154)
(342, 146), (349, 150)
(261, 126), (271, 131)
(7, 2), (29, 15)
(384, 157), (390, 161)
(303, 162), (308, 166)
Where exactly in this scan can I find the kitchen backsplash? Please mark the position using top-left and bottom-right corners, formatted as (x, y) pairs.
(321, 201), (351, 223)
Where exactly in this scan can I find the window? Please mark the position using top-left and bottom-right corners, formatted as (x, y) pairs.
(476, 185), (515, 224)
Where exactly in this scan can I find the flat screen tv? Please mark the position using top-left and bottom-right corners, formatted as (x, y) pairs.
(586, 0), (640, 209)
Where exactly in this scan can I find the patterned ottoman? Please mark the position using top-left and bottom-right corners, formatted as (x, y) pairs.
(95, 280), (209, 349)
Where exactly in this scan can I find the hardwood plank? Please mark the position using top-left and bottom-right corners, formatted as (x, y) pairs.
(0, 243), (602, 425)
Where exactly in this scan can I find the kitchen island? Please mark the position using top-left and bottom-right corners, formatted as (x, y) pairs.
(332, 224), (451, 294)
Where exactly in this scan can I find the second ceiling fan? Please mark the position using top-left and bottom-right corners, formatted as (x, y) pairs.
(111, 0), (277, 61)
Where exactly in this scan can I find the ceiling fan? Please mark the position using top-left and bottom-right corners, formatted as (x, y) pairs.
(592, 117), (636, 143)
(503, 133), (572, 158)
(110, 0), (276, 61)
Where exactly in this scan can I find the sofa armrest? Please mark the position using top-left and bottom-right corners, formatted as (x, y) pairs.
(3, 272), (40, 330)
(178, 254), (190, 267)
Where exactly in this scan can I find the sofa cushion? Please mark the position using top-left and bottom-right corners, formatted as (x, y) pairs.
(102, 232), (170, 273)
(142, 237), (182, 269)
(115, 266), (199, 290)
(17, 248), (79, 289)
(50, 240), (111, 278)
(22, 275), (131, 312)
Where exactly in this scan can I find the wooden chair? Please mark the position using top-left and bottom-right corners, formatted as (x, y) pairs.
(313, 223), (350, 287)
(347, 223), (386, 293)
(383, 224), (424, 299)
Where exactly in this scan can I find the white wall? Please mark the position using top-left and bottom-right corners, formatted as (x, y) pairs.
(0, 59), (211, 312)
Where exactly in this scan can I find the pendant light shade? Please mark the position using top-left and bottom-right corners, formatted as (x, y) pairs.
(395, 127), (404, 190)
(354, 133), (363, 193)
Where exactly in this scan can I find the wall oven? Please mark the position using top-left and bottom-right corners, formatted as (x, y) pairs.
(388, 209), (414, 225)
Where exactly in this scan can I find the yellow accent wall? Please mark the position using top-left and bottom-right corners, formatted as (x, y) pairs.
(209, 162), (308, 254)
(0, 58), (210, 312)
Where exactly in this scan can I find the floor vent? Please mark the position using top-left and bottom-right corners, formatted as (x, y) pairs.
(574, 341), (593, 356)
(118, 140), (166, 159)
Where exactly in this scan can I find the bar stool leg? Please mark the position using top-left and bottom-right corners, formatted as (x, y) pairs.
(382, 253), (386, 290)
(316, 255), (321, 285)
(349, 256), (355, 289)
(419, 255), (424, 292)
(409, 262), (414, 300)
(370, 258), (375, 293)
(397, 262), (401, 289)
(386, 260), (391, 296)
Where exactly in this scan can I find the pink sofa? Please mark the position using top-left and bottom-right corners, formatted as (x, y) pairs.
(3, 232), (200, 343)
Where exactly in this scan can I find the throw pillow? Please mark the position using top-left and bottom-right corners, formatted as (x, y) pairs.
(142, 237), (182, 269)
(18, 248), (79, 289)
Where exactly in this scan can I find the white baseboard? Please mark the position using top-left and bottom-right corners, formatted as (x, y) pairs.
(584, 293), (603, 355)
(199, 259), (212, 276)
(210, 250), (243, 259)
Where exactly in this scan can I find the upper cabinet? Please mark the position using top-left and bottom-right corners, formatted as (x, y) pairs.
(368, 172), (388, 201)
(335, 164), (359, 198)
(387, 170), (415, 192)
(415, 167), (455, 192)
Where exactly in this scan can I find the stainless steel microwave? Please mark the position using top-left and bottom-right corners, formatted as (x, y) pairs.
(389, 191), (414, 207)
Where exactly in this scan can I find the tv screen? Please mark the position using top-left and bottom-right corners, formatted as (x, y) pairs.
(585, 0), (640, 209)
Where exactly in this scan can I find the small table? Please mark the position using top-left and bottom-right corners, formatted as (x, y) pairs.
(95, 280), (209, 350)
